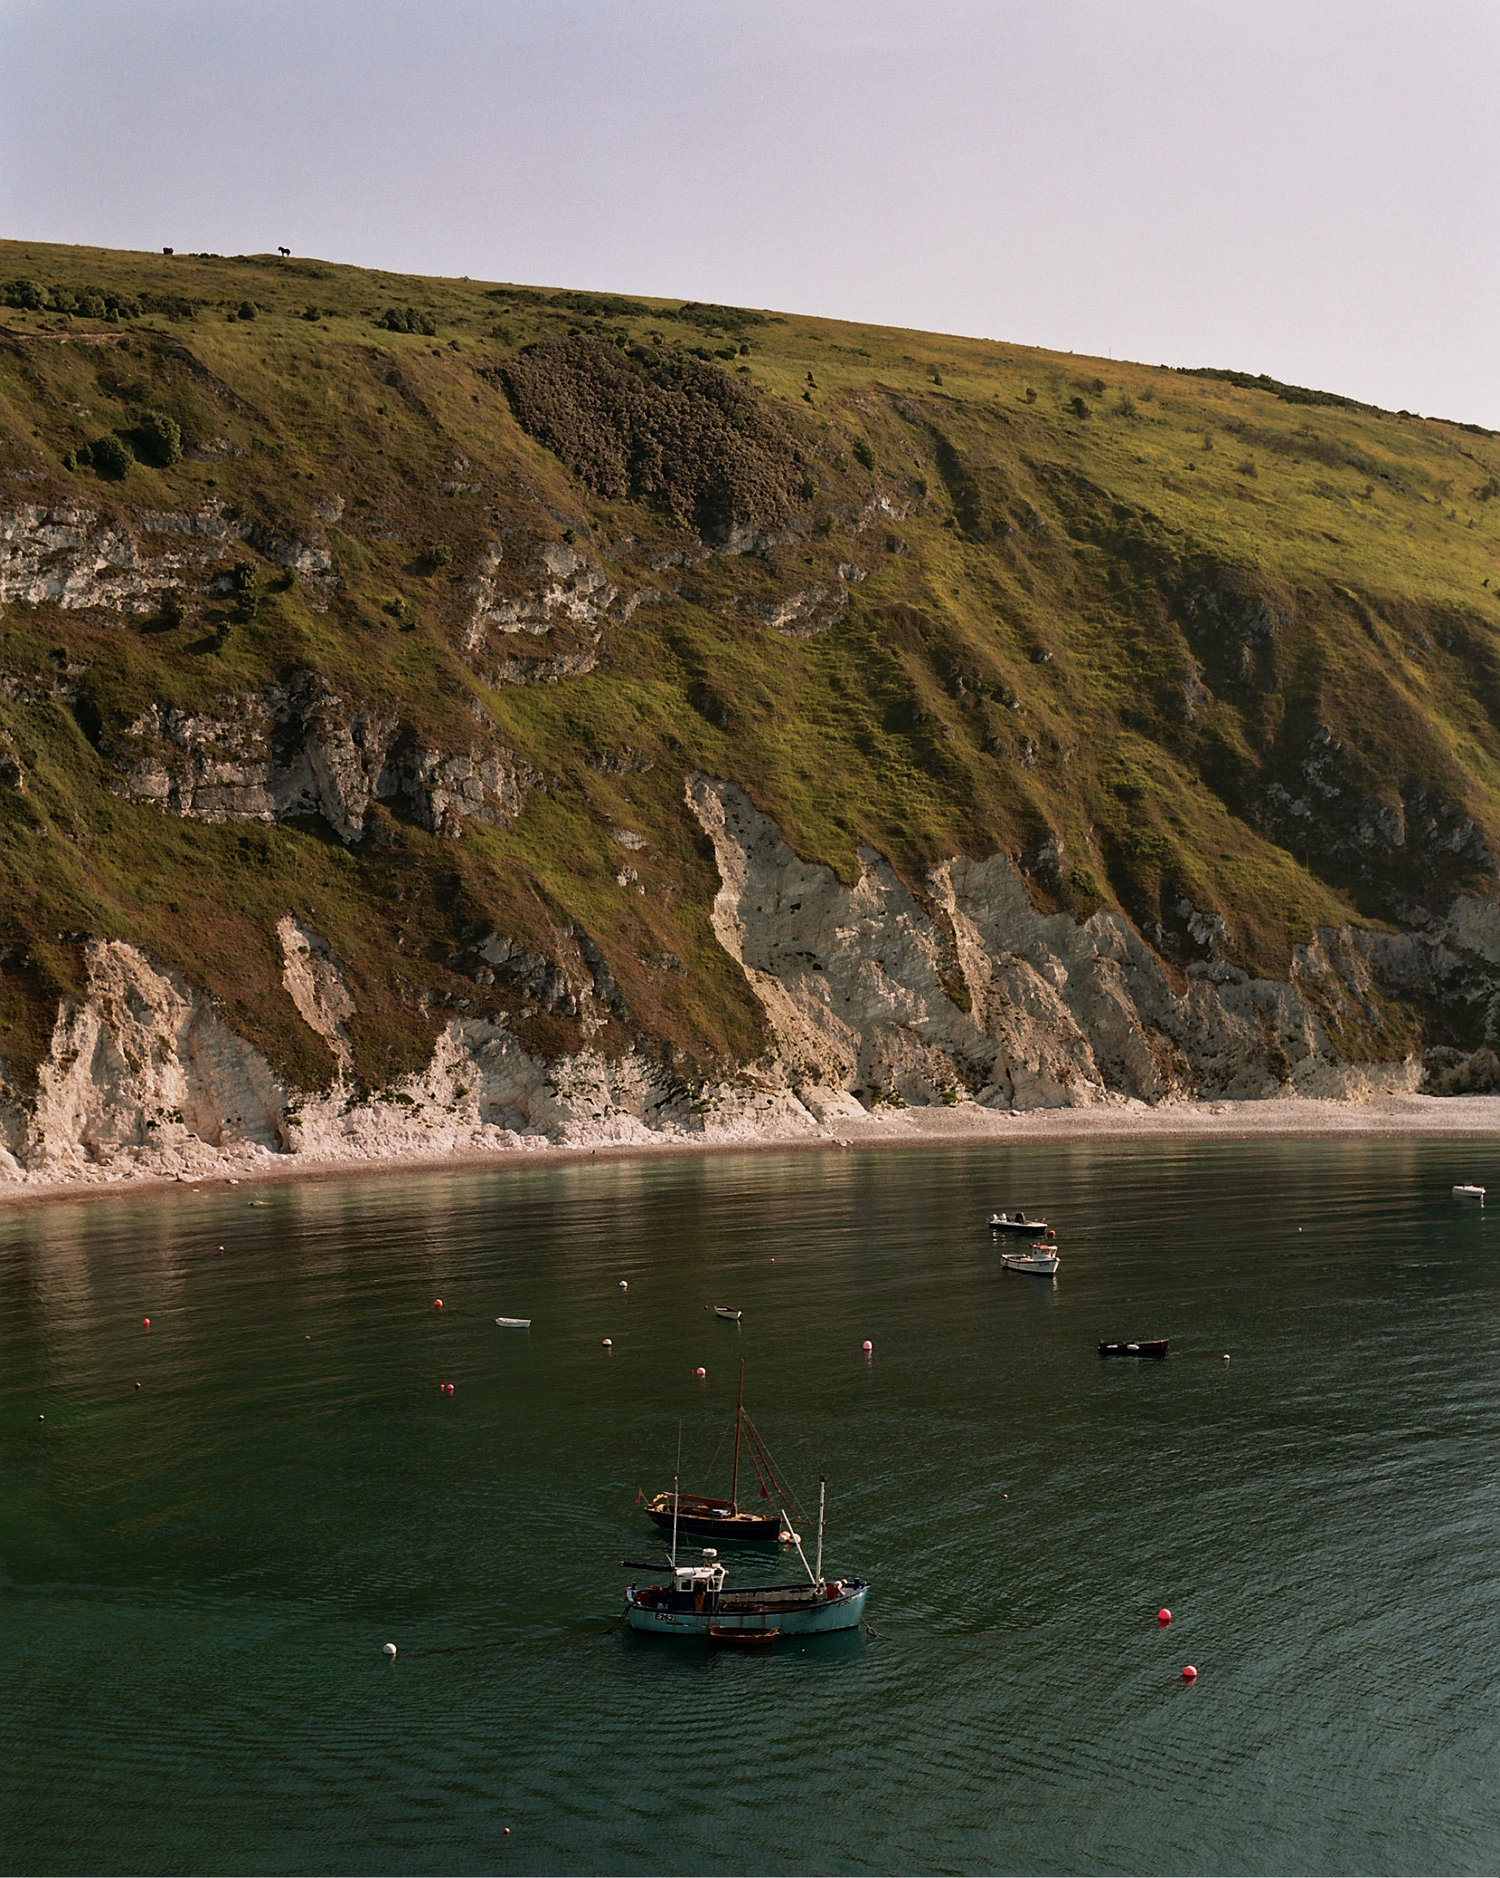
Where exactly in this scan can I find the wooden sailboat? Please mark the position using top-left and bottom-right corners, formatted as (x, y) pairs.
(642, 1361), (795, 1541)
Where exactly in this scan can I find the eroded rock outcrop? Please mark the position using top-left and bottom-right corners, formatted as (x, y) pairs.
(111, 674), (538, 841)
(0, 501), (337, 613)
(685, 774), (1424, 1110)
(0, 939), (290, 1176)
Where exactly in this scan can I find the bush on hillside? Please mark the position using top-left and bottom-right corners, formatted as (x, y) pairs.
(230, 560), (260, 619)
(89, 433), (132, 479)
(1, 277), (46, 310)
(132, 410), (182, 468)
(379, 306), (436, 335)
(0, 279), (151, 320)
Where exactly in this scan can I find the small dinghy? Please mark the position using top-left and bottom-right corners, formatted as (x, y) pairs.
(710, 1305), (742, 1322)
(710, 1624), (779, 1646)
(1453, 1183), (1486, 1201)
(989, 1211), (1050, 1234)
(494, 1316), (531, 1329)
(1099, 1338), (1168, 1358)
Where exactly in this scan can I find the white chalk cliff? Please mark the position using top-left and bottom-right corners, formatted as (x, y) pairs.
(5, 772), (1491, 1189)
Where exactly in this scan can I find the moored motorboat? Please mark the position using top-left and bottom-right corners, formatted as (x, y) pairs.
(989, 1211), (1050, 1233)
(1098, 1338), (1168, 1358)
(1453, 1183), (1486, 1201)
(624, 1477), (869, 1639)
(1002, 1245), (1060, 1275)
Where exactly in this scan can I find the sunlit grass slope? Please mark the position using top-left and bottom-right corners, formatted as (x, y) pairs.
(0, 239), (1497, 1093)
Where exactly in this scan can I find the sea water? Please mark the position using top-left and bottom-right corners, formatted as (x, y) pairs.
(3, 1137), (1499, 1875)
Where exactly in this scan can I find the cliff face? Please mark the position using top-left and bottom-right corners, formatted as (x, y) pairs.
(12, 776), (1500, 1181)
(1, 241), (1500, 1181)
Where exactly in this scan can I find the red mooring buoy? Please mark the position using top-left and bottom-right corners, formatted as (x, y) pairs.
(1157, 1608), (1172, 1625)
(1182, 1664), (1197, 1681)
(142, 1317), (150, 1329)
(434, 1299), (443, 1310)
(695, 1366), (706, 1379)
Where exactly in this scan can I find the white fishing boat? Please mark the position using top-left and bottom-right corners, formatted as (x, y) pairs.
(989, 1211), (1050, 1234)
(494, 1316), (532, 1328)
(1453, 1183), (1486, 1201)
(1001, 1244), (1060, 1275)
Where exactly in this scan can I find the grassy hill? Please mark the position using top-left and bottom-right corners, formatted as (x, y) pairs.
(1, 238), (1498, 1101)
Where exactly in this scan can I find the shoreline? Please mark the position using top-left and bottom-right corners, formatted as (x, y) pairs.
(2, 1091), (1499, 1216)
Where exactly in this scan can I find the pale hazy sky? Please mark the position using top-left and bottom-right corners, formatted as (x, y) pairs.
(3, 1), (1496, 425)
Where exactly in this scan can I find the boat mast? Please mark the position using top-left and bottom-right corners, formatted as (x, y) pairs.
(671, 1422), (682, 1568)
(814, 1474), (826, 1591)
(729, 1358), (745, 1514)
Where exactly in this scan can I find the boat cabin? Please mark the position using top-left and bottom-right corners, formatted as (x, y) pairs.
(673, 1550), (726, 1597)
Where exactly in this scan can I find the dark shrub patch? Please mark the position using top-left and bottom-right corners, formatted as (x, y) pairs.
(497, 334), (806, 538)
(131, 410), (182, 467)
(90, 433), (132, 479)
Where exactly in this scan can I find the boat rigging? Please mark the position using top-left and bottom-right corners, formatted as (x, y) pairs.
(642, 1360), (798, 1541)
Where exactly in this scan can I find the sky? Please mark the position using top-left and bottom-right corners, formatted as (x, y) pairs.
(2, 0), (1496, 426)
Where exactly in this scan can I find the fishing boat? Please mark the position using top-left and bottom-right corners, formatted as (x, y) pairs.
(989, 1211), (1051, 1234)
(1001, 1244), (1060, 1275)
(1098, 1338), (1168, 1358)
(623, 1476), (870, 1639)
(494, 1316), (531, 1329)
(642, 1361), (791, 1540)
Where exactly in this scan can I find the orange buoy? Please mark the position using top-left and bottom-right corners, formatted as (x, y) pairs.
(1182, 1664), (1197, 1681)
(1157, 1608), (1172, 1625)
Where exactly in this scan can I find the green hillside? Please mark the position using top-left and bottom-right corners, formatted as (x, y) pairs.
(1, 238), (1498, 1098)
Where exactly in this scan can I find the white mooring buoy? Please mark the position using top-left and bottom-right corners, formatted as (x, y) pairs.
(383, 1642), (397, 1659)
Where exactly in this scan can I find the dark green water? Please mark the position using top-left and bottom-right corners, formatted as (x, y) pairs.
(3, 1137), (1500, 1876)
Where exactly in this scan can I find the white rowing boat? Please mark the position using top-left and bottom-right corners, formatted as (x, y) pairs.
(494, 1316), (532, 1328)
